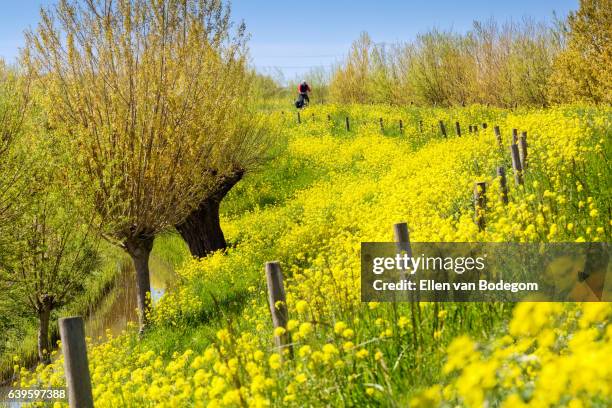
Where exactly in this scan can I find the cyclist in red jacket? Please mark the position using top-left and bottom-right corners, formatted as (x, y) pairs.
(298, 80), (311, 104)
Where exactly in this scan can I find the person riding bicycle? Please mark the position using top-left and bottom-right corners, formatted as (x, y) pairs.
(298, 80), (311, 105)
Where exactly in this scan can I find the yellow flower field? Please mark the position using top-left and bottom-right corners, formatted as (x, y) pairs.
(15, 104), (611, 407)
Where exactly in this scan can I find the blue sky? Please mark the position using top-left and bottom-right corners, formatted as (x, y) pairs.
(0, 0), (577, 81)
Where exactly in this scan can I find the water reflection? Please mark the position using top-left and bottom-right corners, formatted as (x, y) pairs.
(84, 255), (173, 342)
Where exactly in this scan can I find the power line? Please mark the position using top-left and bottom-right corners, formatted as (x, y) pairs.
(256, 54), (342, 59)
(255, 64), (336, 69)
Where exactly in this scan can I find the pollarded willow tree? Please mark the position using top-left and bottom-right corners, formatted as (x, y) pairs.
(175, 48), (271, 258)
(25, 0), (252, 331)
(0, 163), (100, 364)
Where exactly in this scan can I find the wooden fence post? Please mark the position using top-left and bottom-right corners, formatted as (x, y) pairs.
(393, 222), (411, 254)
(496, 166), (509, 204)
(510, 144), (524, 185)
(469, 125), (473, 133)
(419, 120), (423, 133)
(265, 262), (292, 354)
(399, 119), (403, 134)
(455, 121), (461, 137)
(482, 123), (488, 129)
(345, 117), (350, 132)
(473, 124), (478, 132)
(439, 120), (447, 137)
(327, 114), (331, 121)
(519, 131), (528, 169)
(494, 126), (502, 148)
(297, 112), (301, 124)
(59, 317), (93, 408)
(379, 117), (384, 132)
(311, 113), (315, 122)
(393, 222), (411, 299)
(393, 222), (419, 343)
(473, 182), (487, 231)
(512, 128), (518, 144)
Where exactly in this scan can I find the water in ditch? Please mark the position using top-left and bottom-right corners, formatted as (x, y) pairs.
(83, 253), (176, 342)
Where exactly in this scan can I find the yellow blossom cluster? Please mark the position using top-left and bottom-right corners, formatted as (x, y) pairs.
(412, 303), (612, 407)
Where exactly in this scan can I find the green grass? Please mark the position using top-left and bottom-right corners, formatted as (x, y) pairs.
(222, 137), (323, 218)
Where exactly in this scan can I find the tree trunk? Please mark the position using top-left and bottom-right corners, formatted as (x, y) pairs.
(176, 171), (244, 258)
(38, 306), (51, 364)
(125, 234), (155, 334)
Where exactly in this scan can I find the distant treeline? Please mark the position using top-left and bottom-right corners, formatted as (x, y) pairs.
(259, 0), (609, 107)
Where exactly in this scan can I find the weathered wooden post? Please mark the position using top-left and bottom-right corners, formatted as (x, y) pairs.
(379, 117), (384, 132)
(473, 182), (487, 231)
(265, 262), (292, 354)
(482, 123), (487, 129)
(494, 126), (502, 148)
(399, 119), (404, 134)
(496, 166), (509, 204)
(59, 317), (93, 408)
(311, 113), (315, 122)
(512, 128), (518, 144)
(297, 112), (301, 124)
(455, 121), (461, 137)
(468, 125), (473, 133)
(419, 120), (423, 133)
(393, 222), (419, 343)
(327, 114), (331, 121)
(439, 120), (447, 137)
(345, 116), (350, 131)
(519, 131), (528, 169)
(393, 222), (411, 254)
(510, 144), (524, 185)
(473, 124), (478, 132)
(439, 121), (447, 137)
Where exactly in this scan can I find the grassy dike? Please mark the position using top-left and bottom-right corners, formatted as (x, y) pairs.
(14, 104), (612, 407)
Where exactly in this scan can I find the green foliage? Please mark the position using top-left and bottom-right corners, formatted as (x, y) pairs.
(330, 32), (374, 104)
(330, 18), (564, 107)
(249, 71), (287, 103)
(0, 60), (31, 253)
(548, 0), (612, 104)
(1, 184), (101, 314)
(0, 103), (102, 362)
